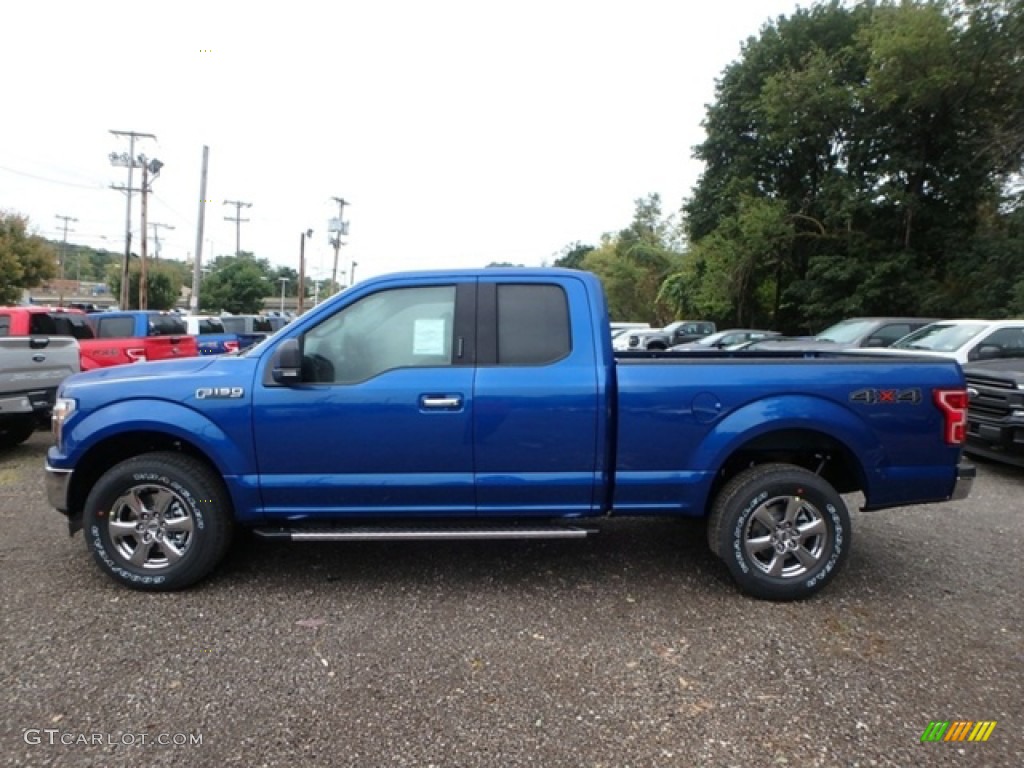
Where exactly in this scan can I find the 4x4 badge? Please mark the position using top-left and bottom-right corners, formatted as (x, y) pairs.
(849, 388), (922, 405)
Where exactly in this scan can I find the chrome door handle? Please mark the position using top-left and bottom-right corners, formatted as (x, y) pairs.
(421, 396), (462, 409)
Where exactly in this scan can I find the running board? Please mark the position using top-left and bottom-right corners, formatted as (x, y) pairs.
(252, 524), (597, 542)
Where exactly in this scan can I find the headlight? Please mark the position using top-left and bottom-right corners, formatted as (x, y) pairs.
(51, 397), (77, 449)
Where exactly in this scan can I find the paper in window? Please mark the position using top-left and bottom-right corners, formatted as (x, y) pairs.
(413, 318), (446, 355)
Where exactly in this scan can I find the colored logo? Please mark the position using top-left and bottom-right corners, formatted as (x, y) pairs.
(920, 721), (997, 742)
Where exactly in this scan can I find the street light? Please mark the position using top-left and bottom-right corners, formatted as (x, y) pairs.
(278, 277), (289, 314)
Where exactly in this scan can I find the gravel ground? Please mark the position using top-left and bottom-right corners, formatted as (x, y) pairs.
(1, 430), (1021, 767)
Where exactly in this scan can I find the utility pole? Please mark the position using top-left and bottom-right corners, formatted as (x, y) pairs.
(192, 146), (210, 312)
(55, 214), (78, 282)
(150, 222), (175, 262)
(329, 197), (350, 290)
(298, 229), (313, 315)
(136, 156), (163, 311)
(109, 130), (156, 309)
(278, 277), (289, 314)
(140, 164), (150, 310)
(223, 200), (252, 256)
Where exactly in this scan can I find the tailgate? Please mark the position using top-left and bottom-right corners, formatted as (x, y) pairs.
(0, 337), (80, 409)
(146, 335), (199, 360)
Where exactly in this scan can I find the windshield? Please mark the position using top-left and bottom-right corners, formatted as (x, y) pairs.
(891, 323), (987, 352)
(815, 319), (877, 344)
(694, 331), (728, 346)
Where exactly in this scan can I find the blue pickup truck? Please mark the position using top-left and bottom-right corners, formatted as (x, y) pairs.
(183, 315), (265, 356)
(44, 269), (973, 599)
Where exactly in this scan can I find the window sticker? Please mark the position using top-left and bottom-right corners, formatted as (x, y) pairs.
(413, 318), (446, 355)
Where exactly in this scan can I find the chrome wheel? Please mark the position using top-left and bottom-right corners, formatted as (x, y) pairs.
(742, 494), (827, 578)
(107, 484), (195, 570)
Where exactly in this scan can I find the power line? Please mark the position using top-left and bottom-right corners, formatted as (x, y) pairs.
(0, 164), (106, 190)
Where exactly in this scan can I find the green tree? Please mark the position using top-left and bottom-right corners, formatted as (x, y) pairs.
(580, 195), (686, 323)
(0, 211), (57, 304)
(553, 242), (596, 269)
(199, 254), (274, 314)
(107, 261), (182, 310)
(683, 0), (1024, 331)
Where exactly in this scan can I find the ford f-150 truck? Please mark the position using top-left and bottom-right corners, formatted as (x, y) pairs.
(86, 310), (198, 366)
(0, 307), (197, 369)
(44, 269), (974, 600)
(0, 336), (79, 448)
(182, 315), (262, 356)
(963, 359), (1024, 466)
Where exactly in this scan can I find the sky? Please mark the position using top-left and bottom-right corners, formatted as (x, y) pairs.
(2, 0), (812, 286)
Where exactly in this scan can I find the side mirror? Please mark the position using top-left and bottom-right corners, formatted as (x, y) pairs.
(271, 338), (303, 383)
(975, 344), (1002, 361)
(863, 337), (886, 348)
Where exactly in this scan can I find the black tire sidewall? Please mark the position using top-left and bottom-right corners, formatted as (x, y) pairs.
(722, 469), (850, 600)
(0, 415), (36, 449)
(84, 456), (224, 590)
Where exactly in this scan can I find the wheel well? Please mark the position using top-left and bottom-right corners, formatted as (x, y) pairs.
(708, 428), (864, 507)
(67, 431), (225, 524)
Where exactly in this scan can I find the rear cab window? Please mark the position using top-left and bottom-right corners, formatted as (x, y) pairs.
(148, 314), (187, 336)
(496, 284), (570, 365)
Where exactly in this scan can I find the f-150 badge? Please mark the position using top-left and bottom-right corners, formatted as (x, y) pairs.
(195, 387), (244, 399)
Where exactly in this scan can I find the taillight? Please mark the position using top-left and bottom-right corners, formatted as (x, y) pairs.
(224, 341), (240, 353)
(933, 388), (968, 445)
(126, 348), (148, 363)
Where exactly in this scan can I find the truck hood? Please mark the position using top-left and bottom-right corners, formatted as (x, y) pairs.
(963, 358), (1024, 384)
(65, 356), (218, 387)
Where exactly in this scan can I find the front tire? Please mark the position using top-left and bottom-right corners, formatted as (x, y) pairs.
(0, 415), (36, 450)
(707, 463), (851, 601)
(83, 452), (233, 590)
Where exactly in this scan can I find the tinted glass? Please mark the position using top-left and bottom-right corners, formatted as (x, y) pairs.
(973, 327), (1024, 359)
(29, 314), (58, 335)
(198, 318), (226, 334)
(220, 317), (243, 334)
(0, 316), (10, 336)
(867, 324), (912, 346)
(50, 314), (95, 339)
(496, 284), (570, 365)
(95, 317), (134, 338)
(149, 314), (187, 336)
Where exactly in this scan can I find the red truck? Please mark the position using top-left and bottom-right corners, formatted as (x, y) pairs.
(0, 307), (197, 370)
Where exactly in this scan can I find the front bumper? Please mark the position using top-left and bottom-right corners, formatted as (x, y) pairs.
(951, 462), (976, 501)
(45, 462), (72, 514)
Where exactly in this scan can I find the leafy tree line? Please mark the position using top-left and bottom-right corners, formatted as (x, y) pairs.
(677, 0), (1024, 332)
(562, 1), (1024, 332)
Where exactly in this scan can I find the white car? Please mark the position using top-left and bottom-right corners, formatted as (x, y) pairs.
(887, 319), (1024, 364)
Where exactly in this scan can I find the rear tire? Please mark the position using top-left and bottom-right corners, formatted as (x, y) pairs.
(83, 452), (233, 590)
(707, 463), (851, 600)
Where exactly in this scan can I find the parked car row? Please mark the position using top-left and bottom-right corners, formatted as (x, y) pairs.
(613, 320), (718, 350)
